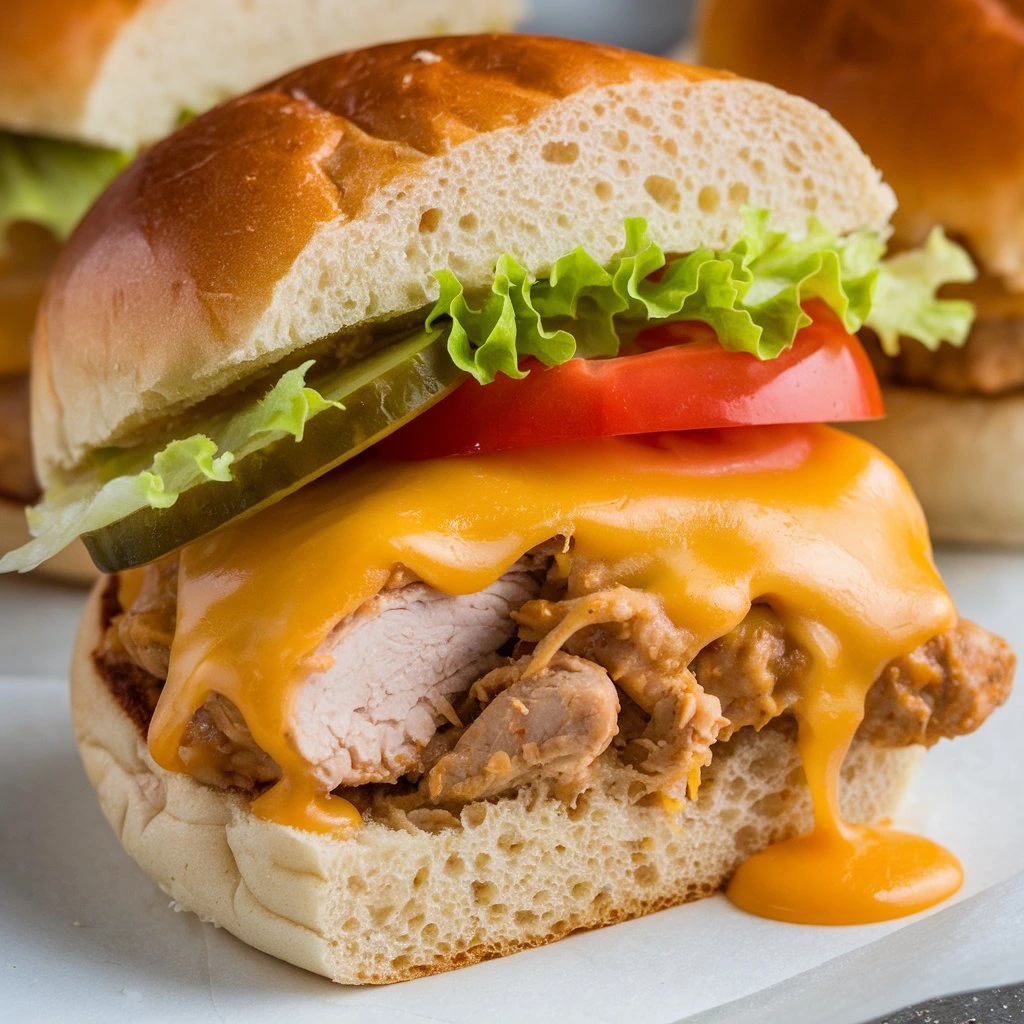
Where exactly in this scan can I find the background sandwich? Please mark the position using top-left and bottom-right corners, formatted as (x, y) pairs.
(697, 0), (1024, 544)
(0, 0), (521, 579)
(6, 35), (1013, 983)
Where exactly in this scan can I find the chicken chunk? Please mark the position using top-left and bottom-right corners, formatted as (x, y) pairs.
(514, 587), (726, 794)
(428, 652), (619, 803)
(862, 618), (1015, 746)
(690, 605), (808, 738)
(290, 568), (541, 789)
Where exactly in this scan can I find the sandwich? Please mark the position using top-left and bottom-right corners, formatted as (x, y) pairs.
(3, 35), (1014, 983)
(697, 0), (1024, 544)
(0, 0), (521, 579)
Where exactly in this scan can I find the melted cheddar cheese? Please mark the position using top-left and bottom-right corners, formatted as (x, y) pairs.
(148, 424), (962, 924)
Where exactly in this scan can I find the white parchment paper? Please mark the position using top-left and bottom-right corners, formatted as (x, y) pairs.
(1, 549), (1021, 1023)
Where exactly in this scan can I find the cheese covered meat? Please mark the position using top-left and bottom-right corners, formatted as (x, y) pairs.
(100, 535), (1011, 807)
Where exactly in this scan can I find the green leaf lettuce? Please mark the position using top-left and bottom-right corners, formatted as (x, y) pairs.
(868, 227), (976, 356)
(429, 209), (976, 384)
(0, 133), (133, 250)
(0, 210), (977, 574)
(0, 362), (338, 573)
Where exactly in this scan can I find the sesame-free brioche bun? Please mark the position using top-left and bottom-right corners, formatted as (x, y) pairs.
(0, 497), (95, 583)
(31, 34), (895, 484)
(70, 580), (922, 984)
(0, 0), (522, 149)
(696, 0), (1024, 289)
(695, 0), (1024, 545)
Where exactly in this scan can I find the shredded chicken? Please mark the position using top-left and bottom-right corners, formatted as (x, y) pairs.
(99, 546), (1015, 812)
(428, 652), (619, 803)
(690, 605), (809, 738)
(862, 619), (1015, 747)
(111, 557), (178, 679)
(180, 694), (279, 790)
(514, 587), (727, 795)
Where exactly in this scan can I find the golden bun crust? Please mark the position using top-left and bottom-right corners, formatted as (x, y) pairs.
(697, 0), (1024, 288)
(72, 581), (922, 984)
(0, 1), (133, 142)
(848, 386), (1024, 545)
(0, 0), (523, 148)
(0, 497), (96, 582)
(33, 34), (895, 480)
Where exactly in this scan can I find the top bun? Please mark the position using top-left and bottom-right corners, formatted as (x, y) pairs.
(31, 34), (895, 481)
(0, 0), (522, 149)
(697, 0), (1024, 288)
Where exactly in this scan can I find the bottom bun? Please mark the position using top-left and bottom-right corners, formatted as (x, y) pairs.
(0, 497), (97, 584)
(72, 582), (923, 985)
(847, 386), (1024, 546)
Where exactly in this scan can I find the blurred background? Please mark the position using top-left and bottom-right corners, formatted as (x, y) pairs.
(523, 0), (693, 54)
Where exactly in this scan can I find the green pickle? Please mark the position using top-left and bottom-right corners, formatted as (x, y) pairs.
(83, 329), (465, 572)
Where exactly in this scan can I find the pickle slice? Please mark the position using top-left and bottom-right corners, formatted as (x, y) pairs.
(83, 330), (464, 572)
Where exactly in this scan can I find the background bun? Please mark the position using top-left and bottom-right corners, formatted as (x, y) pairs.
(697, 0), (1024, 289)
(0, 0), (522, 148)
(33, 34), (895, 481)
(697, 1), (1024, 546)
(848, 389), (1024, 545)
(71, 582), (922, 984)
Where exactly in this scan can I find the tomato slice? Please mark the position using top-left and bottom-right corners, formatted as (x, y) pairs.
(378, 300), (883, 460)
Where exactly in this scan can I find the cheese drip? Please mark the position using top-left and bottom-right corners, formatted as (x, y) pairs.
(149, 425), (960, 923)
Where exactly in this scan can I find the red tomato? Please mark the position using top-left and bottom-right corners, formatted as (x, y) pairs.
(378, 300), (883, 460)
